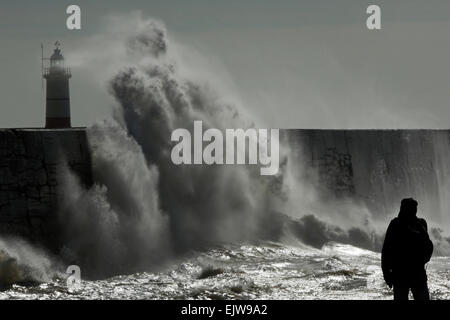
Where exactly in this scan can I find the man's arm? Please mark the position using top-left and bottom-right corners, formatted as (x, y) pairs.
(381, 220), (396, 287)
(418, 218), (433, 264)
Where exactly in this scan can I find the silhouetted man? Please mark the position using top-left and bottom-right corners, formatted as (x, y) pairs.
(381, 198), (433, 300)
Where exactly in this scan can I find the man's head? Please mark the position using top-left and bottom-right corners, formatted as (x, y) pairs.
(399, 197), (418, 219)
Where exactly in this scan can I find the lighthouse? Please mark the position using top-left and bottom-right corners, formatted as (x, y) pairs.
(43, 42), (71, 128)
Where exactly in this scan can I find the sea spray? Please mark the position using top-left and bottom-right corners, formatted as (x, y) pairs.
(56, 17), (289, 278)
(55, 14), (448, 278)
(0, 237), (59, 286)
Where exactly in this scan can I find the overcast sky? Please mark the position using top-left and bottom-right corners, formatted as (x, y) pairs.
(1, 0), (450, 128)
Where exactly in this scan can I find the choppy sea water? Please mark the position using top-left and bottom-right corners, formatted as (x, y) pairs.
(1, 242), (449, 300)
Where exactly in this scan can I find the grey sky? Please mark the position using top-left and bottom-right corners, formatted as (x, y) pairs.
(1, 0), (450, 128)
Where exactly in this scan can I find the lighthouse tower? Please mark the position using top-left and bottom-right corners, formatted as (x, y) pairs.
(43, 42), (72, 128)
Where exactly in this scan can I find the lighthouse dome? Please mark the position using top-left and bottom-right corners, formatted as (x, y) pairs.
(50, 48), (64, 61)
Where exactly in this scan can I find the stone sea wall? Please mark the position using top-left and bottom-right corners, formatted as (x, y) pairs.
(287, 129), (450, 227)
(1, 128), (449, 250)
(0, 128), (92, 249)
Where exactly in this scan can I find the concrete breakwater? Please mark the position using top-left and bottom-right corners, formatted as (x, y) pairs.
(0, 128), (92, 250)
(0, 128), (449, 252)
(287, 129), (450, 228)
